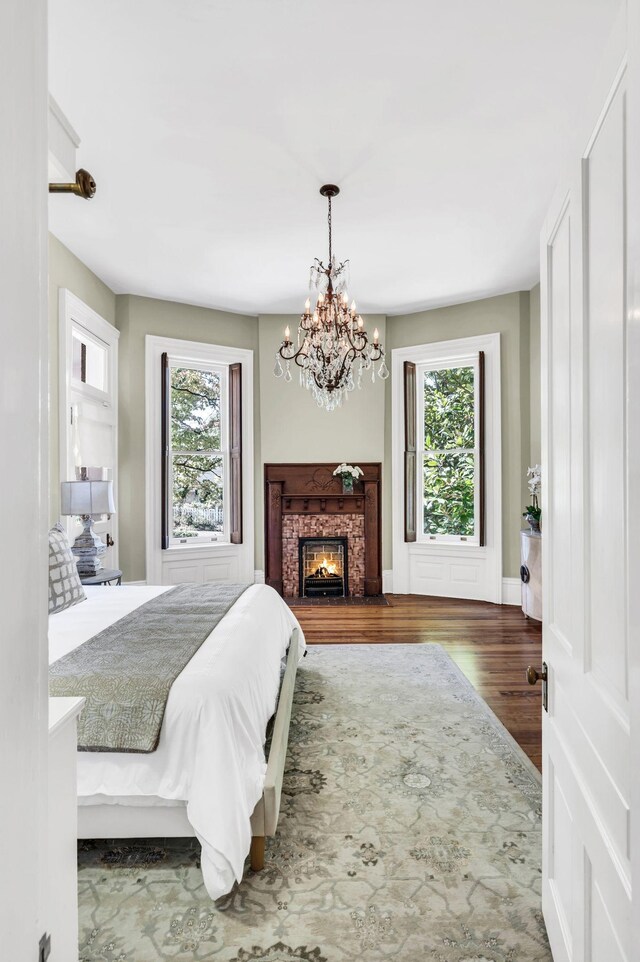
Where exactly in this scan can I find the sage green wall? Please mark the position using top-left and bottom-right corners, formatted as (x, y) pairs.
(116, 295), (259, 582)
(49, 235), (538, 585)
(48, 234), (117, 523)
(385, 291), (533, 579)
(529, 283), (541, 466)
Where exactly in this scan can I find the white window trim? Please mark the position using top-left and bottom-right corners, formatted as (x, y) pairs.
(145, 335), (254, 585)
(417, 352), (481, 546)
(59, 288), (119, 566)
(168, 357), (229, 546)
(392, 332), (502, 603)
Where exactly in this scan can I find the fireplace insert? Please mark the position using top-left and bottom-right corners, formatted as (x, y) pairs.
(299, 537), (348, 598)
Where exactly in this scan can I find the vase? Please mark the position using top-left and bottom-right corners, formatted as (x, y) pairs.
(341, 477), (354, 494)
(525, 514), (541, 534)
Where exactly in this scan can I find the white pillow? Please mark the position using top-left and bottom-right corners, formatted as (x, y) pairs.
(48, 522), (86, 614)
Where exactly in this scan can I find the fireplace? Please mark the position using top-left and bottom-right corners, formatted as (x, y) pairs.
(299, 537), (349, 597)
(265, 463), (381, 597)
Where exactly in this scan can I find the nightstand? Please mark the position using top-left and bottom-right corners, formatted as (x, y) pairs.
(80, 567), (123, 586)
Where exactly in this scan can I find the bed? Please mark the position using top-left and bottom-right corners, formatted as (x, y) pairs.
(48, 582), (305, 899)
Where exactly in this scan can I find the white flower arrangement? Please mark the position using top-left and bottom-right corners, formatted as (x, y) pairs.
(526, 464), (542, 502)
(333, 463), (364, 481)
(523, 464), (542, 529)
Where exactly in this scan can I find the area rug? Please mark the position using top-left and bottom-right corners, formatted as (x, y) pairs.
(77, 644), (551, 962)
(286, 594), (389, 607)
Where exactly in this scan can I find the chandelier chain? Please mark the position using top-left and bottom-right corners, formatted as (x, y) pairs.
(328, 194), (332, 265)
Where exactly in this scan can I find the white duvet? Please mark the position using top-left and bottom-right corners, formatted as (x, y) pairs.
(48, 582), (305, 898)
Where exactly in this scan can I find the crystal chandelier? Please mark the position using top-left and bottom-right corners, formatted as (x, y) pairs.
(274, 184), (388, 411)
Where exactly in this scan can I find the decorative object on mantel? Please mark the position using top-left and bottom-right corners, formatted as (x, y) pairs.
(523, 464), (542, 533)
(274, 184), (389, 411)
(60, 479), (115, 577)
(333, 462), (363, 494)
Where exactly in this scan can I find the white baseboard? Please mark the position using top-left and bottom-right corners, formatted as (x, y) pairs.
(123, 580), (147, 586)
(254, 569), (265, 584)
(502, 577), (521, 606)
(382, 569), (519, 604)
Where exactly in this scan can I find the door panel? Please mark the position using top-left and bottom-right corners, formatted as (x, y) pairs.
(590, 878), (625, 962)
(547, 204), (574, 654)
(584, 80), (628, 709)
(541, 60), (631, 961)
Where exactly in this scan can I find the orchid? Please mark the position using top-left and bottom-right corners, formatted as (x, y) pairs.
(526, 464), (542, 499)
(523, 464), (542, 524)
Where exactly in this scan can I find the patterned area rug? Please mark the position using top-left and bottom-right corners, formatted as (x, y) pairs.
(77, 644), (551, 961)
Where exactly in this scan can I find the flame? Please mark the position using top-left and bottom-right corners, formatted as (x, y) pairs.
(321, 558), (338, 575)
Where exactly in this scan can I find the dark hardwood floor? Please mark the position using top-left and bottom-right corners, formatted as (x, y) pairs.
(290, 593), (544, 770)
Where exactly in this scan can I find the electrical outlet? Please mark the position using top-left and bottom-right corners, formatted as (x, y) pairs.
(39, 932), (51, 962)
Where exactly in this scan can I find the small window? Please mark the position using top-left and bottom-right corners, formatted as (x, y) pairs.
(71, 327), (108, 395)
(168, 363), (228, 544)
(417, 356), (483, 544)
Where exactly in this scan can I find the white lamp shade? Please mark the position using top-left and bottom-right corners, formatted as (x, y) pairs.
(60, 479), (115, 516)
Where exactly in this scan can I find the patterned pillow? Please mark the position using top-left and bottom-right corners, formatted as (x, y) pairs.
(48, 522), (86, 614)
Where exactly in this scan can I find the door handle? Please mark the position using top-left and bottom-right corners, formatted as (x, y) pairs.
(526, 662), (548, 712)
(526, 665), (547, 685)
(106, 533), (115, 548)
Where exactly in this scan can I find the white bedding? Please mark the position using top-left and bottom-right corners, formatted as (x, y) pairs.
(48, 582), (305, 898)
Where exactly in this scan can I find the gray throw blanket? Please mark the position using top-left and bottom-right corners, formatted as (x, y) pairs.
(50, 583), (249, 753)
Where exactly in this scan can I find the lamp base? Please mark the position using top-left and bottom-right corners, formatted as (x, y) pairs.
(72, 516), (108, 577)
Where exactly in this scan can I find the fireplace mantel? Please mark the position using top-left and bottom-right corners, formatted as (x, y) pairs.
(264, 462), (382, 596)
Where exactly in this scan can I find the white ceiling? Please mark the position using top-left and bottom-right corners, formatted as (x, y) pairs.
(49, 0), (619, 316)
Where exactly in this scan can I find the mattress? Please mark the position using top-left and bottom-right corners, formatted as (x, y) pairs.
(48, 582), (305, 898)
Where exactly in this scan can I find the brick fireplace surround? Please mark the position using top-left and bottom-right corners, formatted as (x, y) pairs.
(264, 463), (382, 597)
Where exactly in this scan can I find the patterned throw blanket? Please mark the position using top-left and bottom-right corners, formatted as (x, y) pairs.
(50, 583), (249, 753)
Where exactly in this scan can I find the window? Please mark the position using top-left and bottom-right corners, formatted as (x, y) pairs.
(416, 354), (484, 544)
(71, 326), (109, 397)
(395, 334), (498, 601)
(60, 289), (119, 569)
(164, 360), (228, 544)
(160, 353), (242, 549)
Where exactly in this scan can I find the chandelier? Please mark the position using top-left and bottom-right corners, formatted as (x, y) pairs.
(274, 184), (388, 411)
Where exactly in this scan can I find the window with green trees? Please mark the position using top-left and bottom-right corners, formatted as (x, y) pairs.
(170, 365), (227, 541)
(419, 361), (478, 540)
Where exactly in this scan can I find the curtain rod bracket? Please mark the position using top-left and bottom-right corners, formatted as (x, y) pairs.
(49, 168), (96, 199)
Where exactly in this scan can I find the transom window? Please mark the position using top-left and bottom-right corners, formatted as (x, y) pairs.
(168, 361), (228, 544)
(71, 325), (109, 399)
(417, 355), (482, 544)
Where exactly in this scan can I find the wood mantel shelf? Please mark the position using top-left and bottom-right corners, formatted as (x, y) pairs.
(264, 463), (382, 596)
(282, 494), (365, 514)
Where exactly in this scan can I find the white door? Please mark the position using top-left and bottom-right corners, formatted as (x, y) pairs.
(0, 0), (49, 957)
(59, 288), (119, 569)
(540, 14), (634, 960)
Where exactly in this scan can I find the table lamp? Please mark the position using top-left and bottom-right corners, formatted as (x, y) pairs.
(60, 479), (115, 576)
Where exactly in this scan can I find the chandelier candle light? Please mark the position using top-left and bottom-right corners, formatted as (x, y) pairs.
(274, 185), (389, 412)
